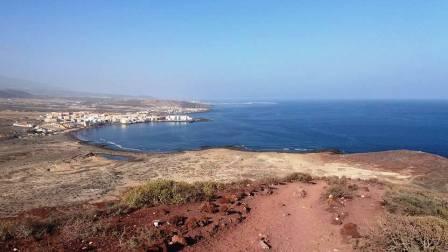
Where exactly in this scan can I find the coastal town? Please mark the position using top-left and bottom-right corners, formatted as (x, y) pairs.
(13, 108), (206, 136)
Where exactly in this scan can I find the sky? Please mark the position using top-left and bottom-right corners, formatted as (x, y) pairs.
(0, 1), (447, 100)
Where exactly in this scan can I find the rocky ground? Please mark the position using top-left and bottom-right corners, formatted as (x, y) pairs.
(2, 132), (447, 218)
(1, 177), (385, 251)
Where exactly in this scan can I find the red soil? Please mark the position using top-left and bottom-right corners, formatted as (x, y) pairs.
(189, 181), (384, 252)
(1, 180), (384, 251)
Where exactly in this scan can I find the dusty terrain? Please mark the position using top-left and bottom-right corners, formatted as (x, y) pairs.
(1, 132), (447, 218)
(1, 177), (386, 251)
(191, 181), (384, 252)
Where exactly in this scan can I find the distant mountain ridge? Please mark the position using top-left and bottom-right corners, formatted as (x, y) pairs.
(0, 89), (33, 98)
(0, 75), (156, 99)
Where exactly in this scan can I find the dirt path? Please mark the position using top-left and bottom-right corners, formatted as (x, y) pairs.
(190, 182), (384, 252)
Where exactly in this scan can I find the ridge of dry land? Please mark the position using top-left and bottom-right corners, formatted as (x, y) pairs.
(1, 133), (447, 217)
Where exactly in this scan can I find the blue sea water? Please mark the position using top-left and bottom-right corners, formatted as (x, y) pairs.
(75, 101), (448, 157)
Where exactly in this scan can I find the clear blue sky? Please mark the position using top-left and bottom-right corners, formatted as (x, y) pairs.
(0, 1), (447, 100)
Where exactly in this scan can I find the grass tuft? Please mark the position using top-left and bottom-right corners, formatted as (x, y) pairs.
(283, 172), (313, 183)
(383, 187), (448, 221)
(122, 179), (222, 208)
(323, 176), (358, 199)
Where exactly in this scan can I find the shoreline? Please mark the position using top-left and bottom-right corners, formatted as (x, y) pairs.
(71, 129), (345, 155)
(1, 131), (448, 217)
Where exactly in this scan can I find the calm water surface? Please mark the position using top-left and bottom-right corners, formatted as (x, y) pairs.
(75, 101), (448, 156)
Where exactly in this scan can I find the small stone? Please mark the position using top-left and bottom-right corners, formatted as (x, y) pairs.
(263, 188), (274, 195)
(219, 204), (229, 213)
(171, 235), (187, 246)
(259, 240), (271, 250)
(331, 214), (343, 225)
(200, 202), (218, 213)
(13, 249), (18, 252)
(153, 219), (162, 227)
(168, 215), (187, 226)
(88, 241), (93, 245)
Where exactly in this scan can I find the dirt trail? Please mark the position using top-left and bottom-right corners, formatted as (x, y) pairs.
(191, 182), (384, 252)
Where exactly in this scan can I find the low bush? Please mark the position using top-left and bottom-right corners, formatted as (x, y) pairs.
(192, 181), (224, 200)
(283, 172), (313, 183)
(323, 177), (358, 199)
(0, 220), (14, 241)
(1, 218), (59, 240)
(383, 187), (448, 221)
(362, 215), (448, 251)
(122, 180), (222, 208)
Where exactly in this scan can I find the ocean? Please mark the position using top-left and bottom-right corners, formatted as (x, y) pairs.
(75, 100), (448, 156)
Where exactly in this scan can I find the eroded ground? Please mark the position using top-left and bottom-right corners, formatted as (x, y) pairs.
(1, 134), (447, 217)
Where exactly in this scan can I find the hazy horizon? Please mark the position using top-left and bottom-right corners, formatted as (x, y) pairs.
(1, 1), (447, 100)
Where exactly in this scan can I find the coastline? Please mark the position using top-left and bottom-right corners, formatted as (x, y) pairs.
(1, 130), (448, 218)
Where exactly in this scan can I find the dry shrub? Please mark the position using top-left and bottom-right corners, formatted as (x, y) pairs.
(59, 210), (103, 240)
(362, 215), (448, 251)
(119, 226), (166, 250)
(105, 203), (134, 216)
(0, 220), (15, 241)
(283, 172), (313, 183)
(257, 176), (283, 186)
(123, 180), (221, 208)
(323, 177), (358, 199)
(192, 181), (225, 200)
(383, 187), (448, 221)
(0, 218), (59, 240)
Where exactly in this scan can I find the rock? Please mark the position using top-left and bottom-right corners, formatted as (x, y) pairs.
(186, 217), (199, 229)
(200, 202), (218, 213)
(168, 215), (187, 226)
(171, 235), (187, 246)
(84, 152), (95, 158)
(259, 239), (271, 250)
(217, 197), (231, 204)
(341, 223), (361, 238)
(243, 206), (251, 213)
(331, 213), (343, 225)
(219, 204), (229, 213)
(263, 188), (274, 195)
(153, 219), (163, 227)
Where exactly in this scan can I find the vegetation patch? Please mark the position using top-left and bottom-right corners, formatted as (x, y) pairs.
(122, 179), (224, 208)
(383, 187), (448, 221)
(283, 172), (313, 183)
(323, 176), (358, 199)
(0, 217), (59, 241)
(362, 215), (448, 251)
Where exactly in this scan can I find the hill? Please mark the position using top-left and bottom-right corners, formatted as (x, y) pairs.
(0, 89), (33, 98)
